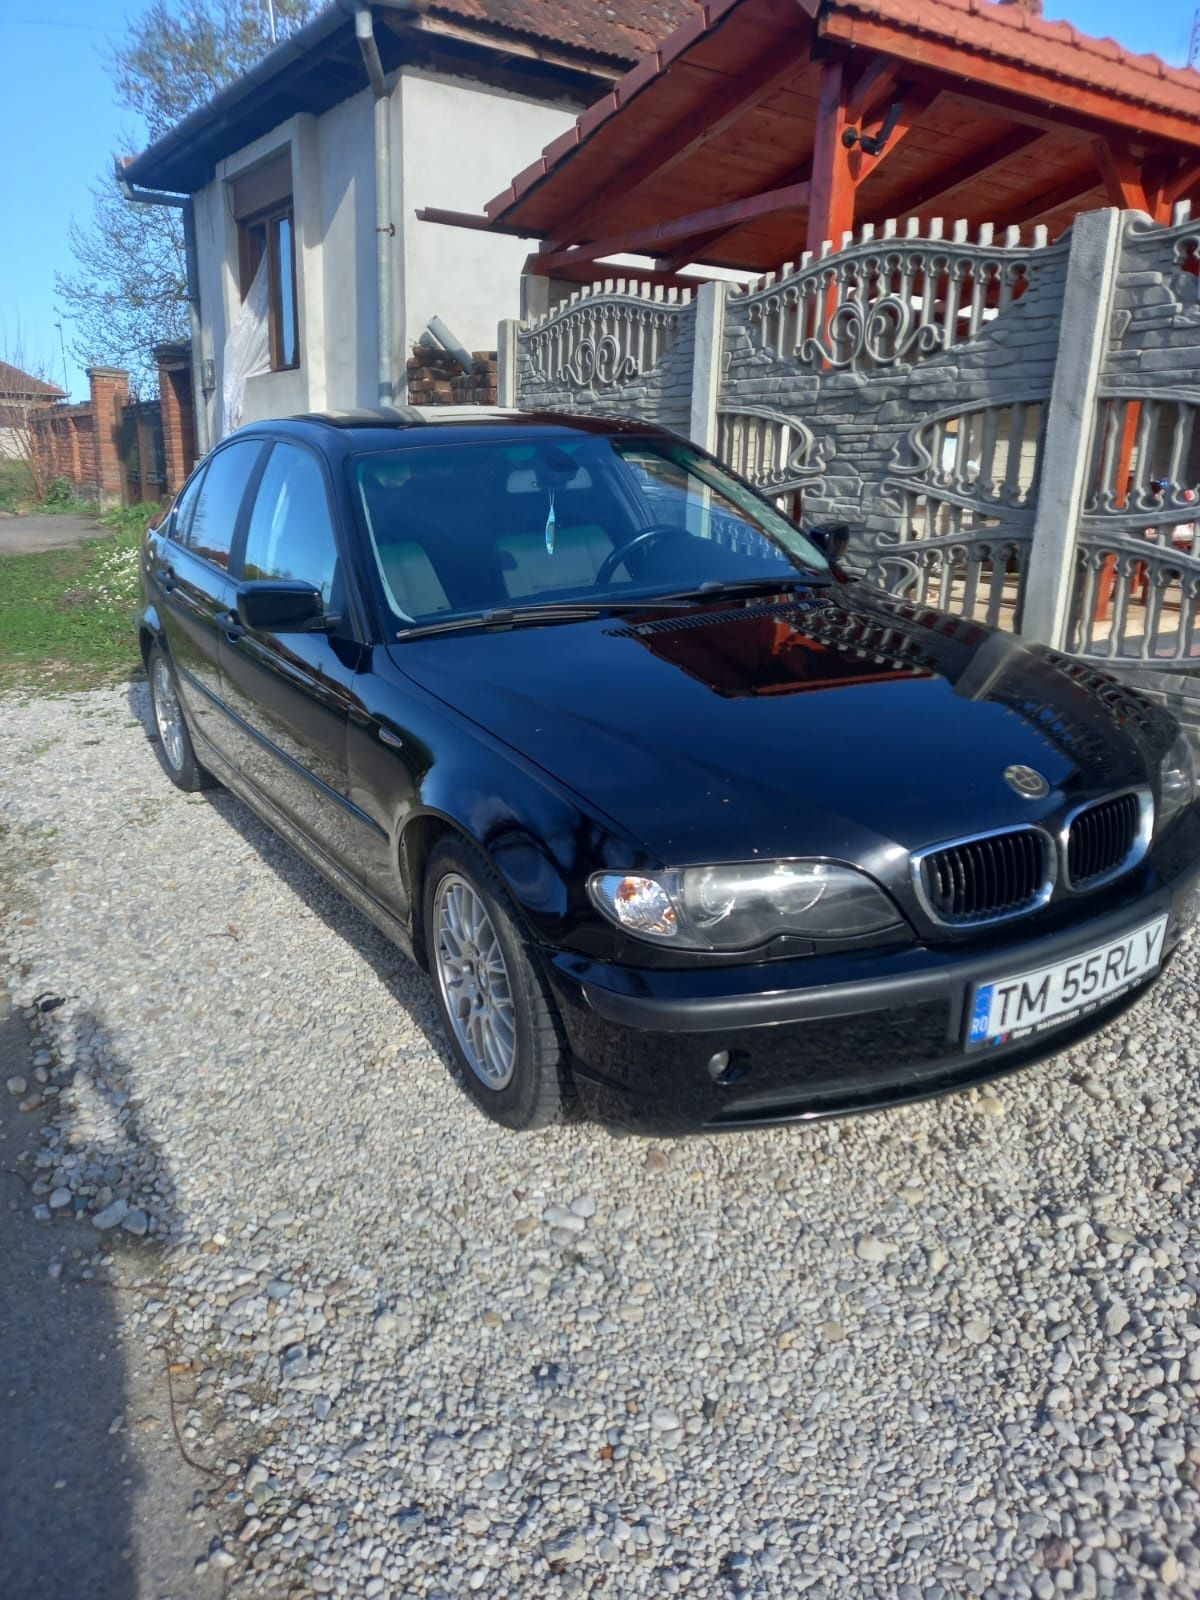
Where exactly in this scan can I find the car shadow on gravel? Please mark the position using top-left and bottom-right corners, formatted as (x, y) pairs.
(0, 1002), (135, 1600)
(126, 682), (453, 1073)
(0, 995), (222, 1599)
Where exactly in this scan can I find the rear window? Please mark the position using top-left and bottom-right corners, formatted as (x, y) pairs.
(182, 440), (264, 569)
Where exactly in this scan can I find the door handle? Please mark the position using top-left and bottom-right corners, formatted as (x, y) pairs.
(157, 564), (177, 593)
(215, 609), (244, 642)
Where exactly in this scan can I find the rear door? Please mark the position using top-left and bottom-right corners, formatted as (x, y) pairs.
(219, 439), (377, 872)
(150, 438), (267, 761)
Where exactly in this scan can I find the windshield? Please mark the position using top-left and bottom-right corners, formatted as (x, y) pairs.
(350, 434), (829, 626)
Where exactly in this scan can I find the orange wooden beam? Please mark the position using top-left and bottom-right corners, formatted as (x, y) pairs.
(1092, 140), (1152, 210)
(1002, 168), (1105, 227)
(819, 11), (1200, 151)
(539, 36), (812, 252)
(532, 180), (813, 274)
(845, 57), (902, 127)
(1165, 155), (1200, 208)
(860, 127), (1045, 224)
(848, 87), (939, 186)
(806, 58), (856, 255)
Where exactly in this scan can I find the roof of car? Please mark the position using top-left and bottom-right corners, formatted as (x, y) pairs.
(241, 408), (670, 453)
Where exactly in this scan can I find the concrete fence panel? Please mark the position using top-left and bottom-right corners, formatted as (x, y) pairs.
(508, 210), (1200, 721)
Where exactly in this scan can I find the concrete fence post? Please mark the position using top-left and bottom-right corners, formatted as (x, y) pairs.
(689, 280), (728, 452)
(497, 319), (519, 409)
(1021, 207), (1122, 649)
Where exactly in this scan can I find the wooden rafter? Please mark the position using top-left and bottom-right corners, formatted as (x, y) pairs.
(539, 37), (812, 251)
(1166, 155), (1200, 208)
(861, 127), (1046, 223)
(845, 57), (901, 127)
(1002, 168), (1104, 226)
(820, 11), (1200, 150)
(655, 228), (738, 273)
(532, 180), (812, 274)
(848, 86), (938, 185)
(1093, 140), (1153, 210)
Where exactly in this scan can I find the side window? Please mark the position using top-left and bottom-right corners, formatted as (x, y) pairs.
(184, 441), (264, 569)
(242, 443), (339, 603)
(167, 465), (207, 547)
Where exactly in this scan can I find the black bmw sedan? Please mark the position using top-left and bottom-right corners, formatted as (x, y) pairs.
(138, 409), (1200, 1133)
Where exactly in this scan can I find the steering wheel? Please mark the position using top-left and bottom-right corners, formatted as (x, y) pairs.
(595, 523), (690, 587)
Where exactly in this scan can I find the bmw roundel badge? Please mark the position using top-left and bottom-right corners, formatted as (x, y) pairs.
(1004, 764), (1050, 799)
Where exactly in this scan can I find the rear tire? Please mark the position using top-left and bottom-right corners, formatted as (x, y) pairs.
(147, 641), (216, 793)
(423, 836), (574, 1130)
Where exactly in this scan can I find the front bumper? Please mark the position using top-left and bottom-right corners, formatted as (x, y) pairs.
(545, 824), (1200, 1134)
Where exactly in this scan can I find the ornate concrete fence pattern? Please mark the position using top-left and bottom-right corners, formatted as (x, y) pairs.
(501, 207), (1200, 725)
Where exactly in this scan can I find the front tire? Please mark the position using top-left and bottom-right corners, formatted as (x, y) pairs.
(147, 642), (215, 793)
(424, 837), (574, 1130)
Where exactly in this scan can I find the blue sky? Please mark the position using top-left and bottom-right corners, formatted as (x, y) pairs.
(0, 0), (1196, 400)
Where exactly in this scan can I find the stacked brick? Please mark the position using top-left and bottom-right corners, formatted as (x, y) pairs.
(27, 405), (98, 498)
(155, 342), (198, 494)
(406, 343), (499, 406)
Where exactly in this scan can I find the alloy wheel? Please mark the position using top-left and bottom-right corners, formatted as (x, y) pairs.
(152, 655), (187, 773)
(433, 873), (518, 1089)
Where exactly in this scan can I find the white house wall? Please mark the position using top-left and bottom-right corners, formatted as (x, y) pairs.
(314, 87), (384, 412)
(399, 73), (574, 355)
(190, 66), (575, 441)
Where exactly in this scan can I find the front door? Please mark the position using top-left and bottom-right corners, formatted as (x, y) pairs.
(219, 439), (379, 874)
(151, 439), (266, 761)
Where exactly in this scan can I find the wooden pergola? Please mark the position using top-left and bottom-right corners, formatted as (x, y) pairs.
(420, 0), (1200, 287)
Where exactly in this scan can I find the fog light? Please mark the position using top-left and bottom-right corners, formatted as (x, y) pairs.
(707, 1049), (731, 1081)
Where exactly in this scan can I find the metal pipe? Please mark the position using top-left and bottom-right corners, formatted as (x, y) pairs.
(426, 315), (475, 376)
(355, 4), (395, 405)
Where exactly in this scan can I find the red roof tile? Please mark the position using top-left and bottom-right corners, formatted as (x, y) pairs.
(0, 361), (65, 400)
(422, 0), (700, 66)
(836, 0), (1200, 118)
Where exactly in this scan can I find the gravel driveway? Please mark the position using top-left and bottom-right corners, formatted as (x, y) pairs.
(3, 683), (1200, 1600)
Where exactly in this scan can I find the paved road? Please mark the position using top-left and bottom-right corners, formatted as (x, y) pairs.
(0, 512), (107, 556)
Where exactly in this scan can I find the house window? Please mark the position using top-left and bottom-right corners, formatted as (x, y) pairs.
(232, 151), (299, 372)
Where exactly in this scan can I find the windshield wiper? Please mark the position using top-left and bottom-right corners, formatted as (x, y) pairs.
(660, 573), (834, 603)
(395, 597), (697, 641)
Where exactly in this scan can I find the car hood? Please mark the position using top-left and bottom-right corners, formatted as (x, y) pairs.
(390, 586), (1159, 867)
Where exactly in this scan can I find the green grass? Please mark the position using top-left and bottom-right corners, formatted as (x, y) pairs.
(0, 460), (35, 514)
(0, 503), (157, 691)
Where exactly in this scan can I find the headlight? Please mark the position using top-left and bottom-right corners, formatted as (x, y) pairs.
(589, 861), (901, 950)
(1159, 730), (1197, 833)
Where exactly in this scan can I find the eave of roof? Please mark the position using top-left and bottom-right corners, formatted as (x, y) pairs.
(0, 361), (66, 400)
(421, 1), (696, 70)
(123, 0), (692, 196)
(485, 0), (1200, 229)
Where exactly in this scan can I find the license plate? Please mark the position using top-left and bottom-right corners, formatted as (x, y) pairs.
(966, 914), (1168, 1049)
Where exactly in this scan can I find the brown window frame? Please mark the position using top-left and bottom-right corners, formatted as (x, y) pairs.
(237, 201), (300, 374)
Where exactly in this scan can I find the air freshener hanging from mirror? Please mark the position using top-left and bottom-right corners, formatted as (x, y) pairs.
(545, 490), (556, 555)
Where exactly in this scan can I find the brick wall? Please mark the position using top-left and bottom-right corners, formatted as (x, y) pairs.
(155, 341), (197, 493)
(407, 343), (499, 406)
(26, 403), (98, 502)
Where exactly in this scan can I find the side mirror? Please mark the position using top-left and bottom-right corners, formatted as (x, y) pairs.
(809, 523), (851, 563)
(237, 579), (326, 633)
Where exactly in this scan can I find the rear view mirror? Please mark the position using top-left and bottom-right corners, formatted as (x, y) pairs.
(809, 523), (851, 563)
(237, 580), (326, 633)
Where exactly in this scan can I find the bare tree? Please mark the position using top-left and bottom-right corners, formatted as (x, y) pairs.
(56, 0), (316, 391)
(0, 328), (66, 505)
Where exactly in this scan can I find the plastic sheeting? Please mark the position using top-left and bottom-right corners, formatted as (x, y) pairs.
(221, 258), (271, 436)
